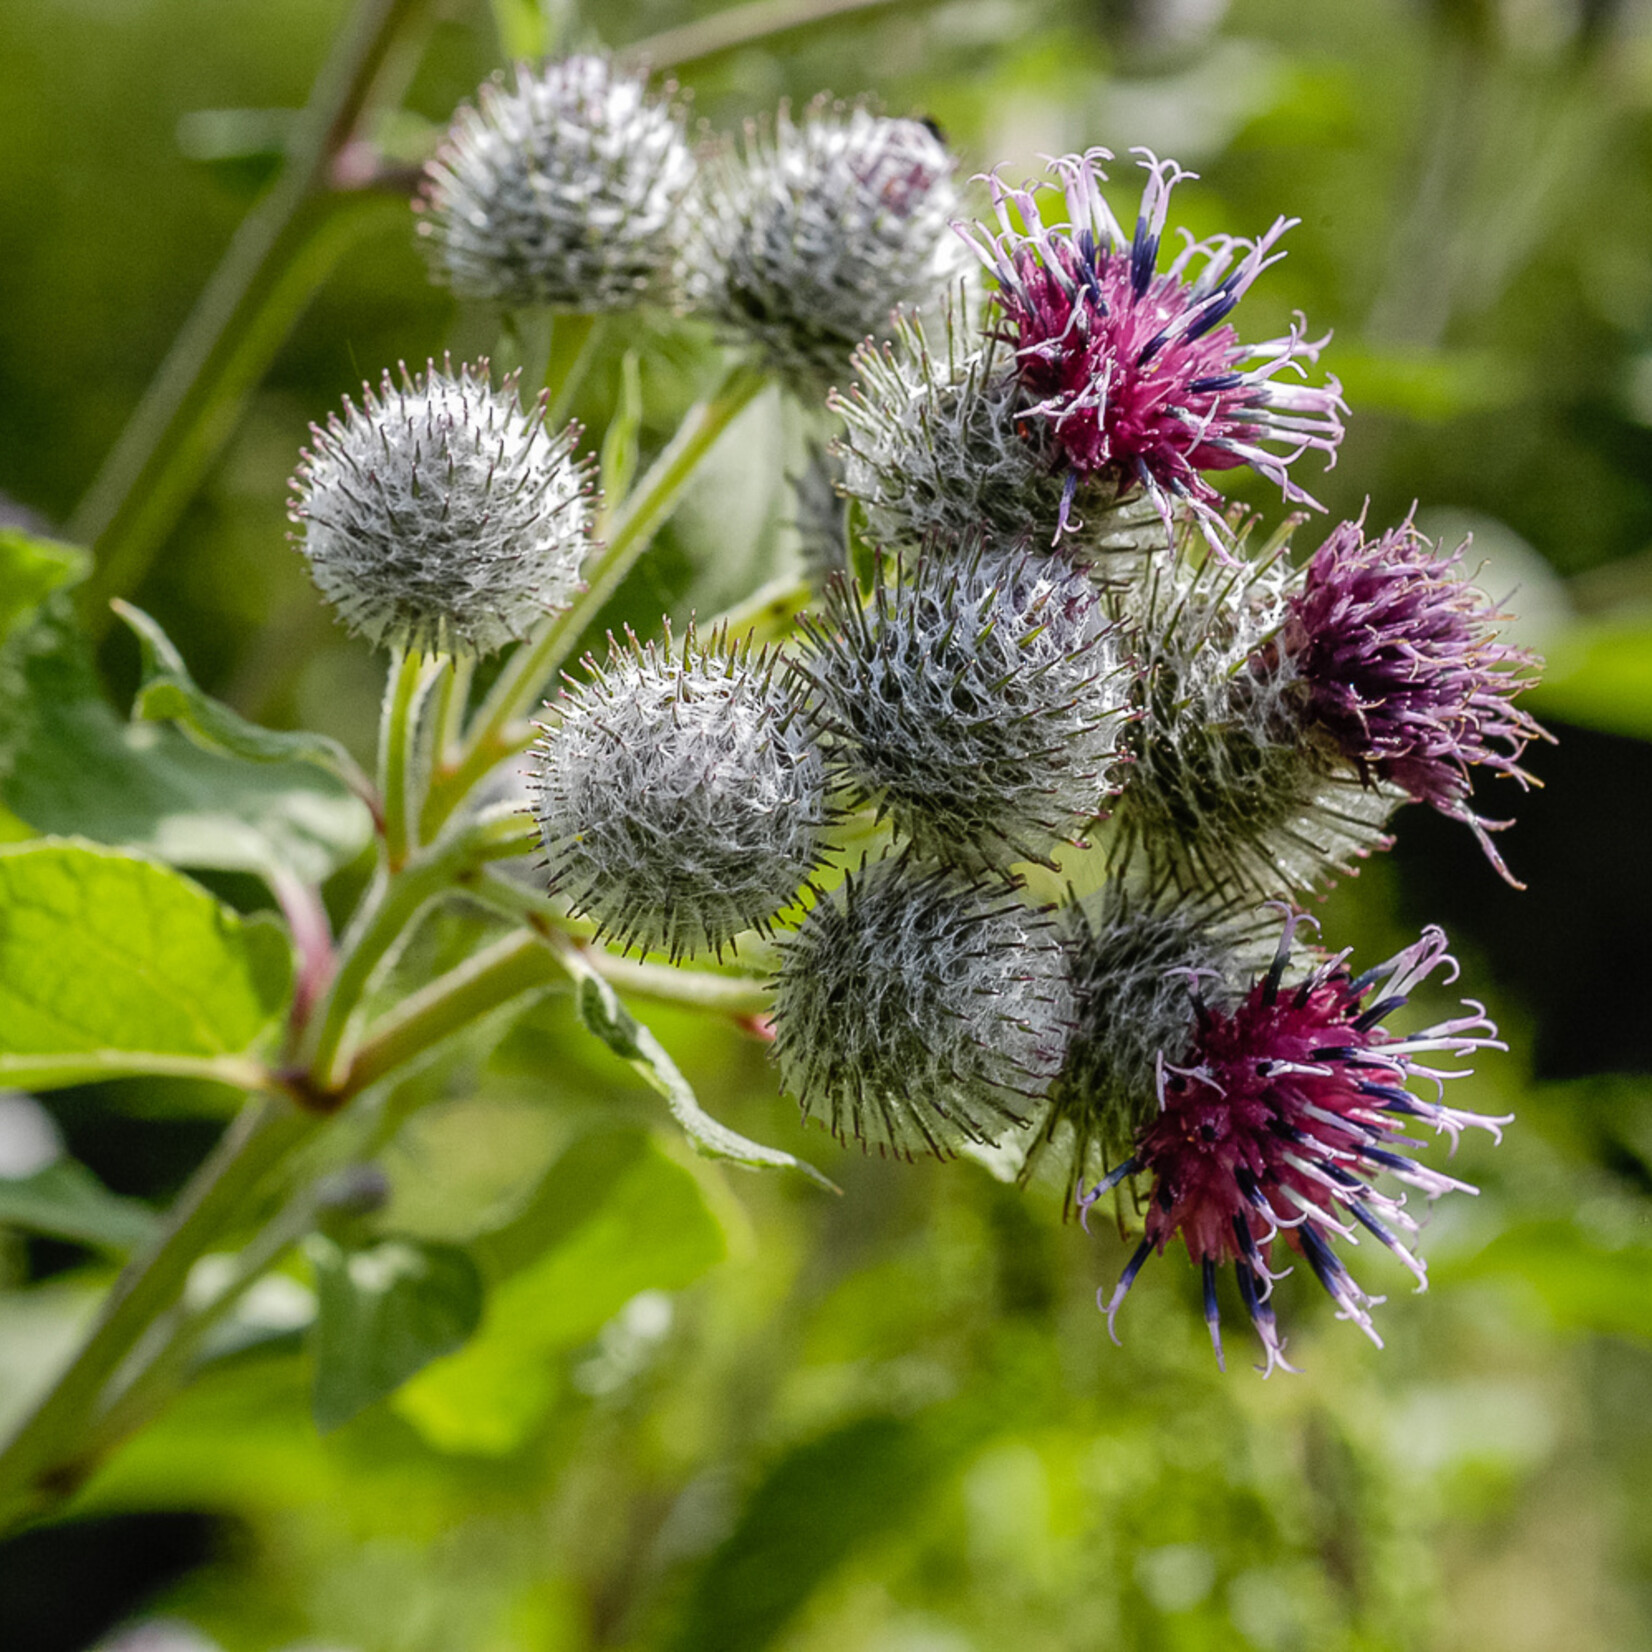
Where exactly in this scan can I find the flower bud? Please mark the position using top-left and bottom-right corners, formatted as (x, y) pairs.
(695, 103), (965, 391)
(833, 301), (1166, 566)
(416, 55), (696, 311)
(796, 545), (1135, 873)
(290, 359), (593, 656)
(1281, 514), (1550, 886)
(1108, 520), (1398, 898)
(529, 624), (828, 961)
(772, 858), (1073, 1159)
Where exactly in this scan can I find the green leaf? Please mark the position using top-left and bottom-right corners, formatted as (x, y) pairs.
(0, 1158), (159, 1253)
(0, 839), (291, 1090)
(307, 1235), (484, 1432)
(393, 1132), (725, 1454)
(575, 971), (835, 1190)
(1526, 617), (1652, 742)
(667, 1415), (968, 1652)
(0, 604), (372, 884)
(113, 601), (369, 787)
(0, 529), (89, 649)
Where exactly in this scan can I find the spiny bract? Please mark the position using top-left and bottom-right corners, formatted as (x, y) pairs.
(694, 102), (966, 390)
(290, 358), (592, 656)
(772, 858), (1074, 1159)
(796, 545), (1137, 874)
(1107, 519), (1400, 900)
(416, 55), (696, 311)
(833, 301), (1168, 566)
(529, 624), (828, 961)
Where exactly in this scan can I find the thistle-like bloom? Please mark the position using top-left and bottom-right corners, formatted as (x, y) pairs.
(833, 301), (1167, 567)
(416, 56), (696, 311)
(1028, 889), (1250, 1209)
(696, 103), (966, 390)
(290, 359), (592, 656)
(529, 625), (828, 961)
(957, 149), (1345, 540)
(1085, 913), (1507, 1373)
(773, 859), (1073, 1158)
(1280, 515), (1549, 886)
(795, 545), (1136, 873)
(1109, 519), (1400, 900)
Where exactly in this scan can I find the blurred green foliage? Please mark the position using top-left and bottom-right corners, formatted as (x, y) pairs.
(3, 1), (1652, 1649)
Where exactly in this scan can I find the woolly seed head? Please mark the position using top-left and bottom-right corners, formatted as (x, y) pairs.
(1090, 911), (1509, 1374)
(1281, 514), (1550, 886)
(695, 102), (966, 391)
(833, 300), (1168, 567)
(290, 358), (593, 656)
(796, 544), (1136, 874)
(956, 148), (1345, 543)
(528, 623), (829, 961)
(1107, 516), (1400, 900)
(1028, 889), (1249, 1209)
(416, 55), (696, 311)
(772, 858), (1075, 1159)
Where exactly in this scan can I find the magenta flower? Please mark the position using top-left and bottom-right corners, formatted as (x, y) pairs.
(956, 148), (1346, 541)
(1282, 515), (1550, 886)
(1082, 914), (1506, 1374)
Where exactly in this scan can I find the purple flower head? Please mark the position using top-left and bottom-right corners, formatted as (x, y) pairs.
(1083, 911), (1507, 1374)
(1282, 514), (1551, 887)
(956, 149), (1346, 544)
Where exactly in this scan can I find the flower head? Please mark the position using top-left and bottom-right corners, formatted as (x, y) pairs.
(696, 103), (966, 390)
(1086, 912), (1508, 1373)
(795, 544), (1136, 873)
(957, 149), (1345, 541)
(529, 623), (828, 961)
(1029, 889), (1253, 1209)
(773, 858), (1073, 1158)
(1281, 514), (1550, 886)
(290, 358), (593, 656)
(833, 299), (1167, 568)
(1109, 517), (1400, 900)
(416, 55), (696, 311)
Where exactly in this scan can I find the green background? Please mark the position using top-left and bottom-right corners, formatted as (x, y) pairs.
(3, 0), (1652, 1648)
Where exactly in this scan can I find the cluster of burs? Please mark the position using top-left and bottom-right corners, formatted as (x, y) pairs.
(292, 55), (1547, 1362)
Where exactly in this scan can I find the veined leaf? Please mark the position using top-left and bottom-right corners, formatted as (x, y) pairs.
(0, 839), (290, 1090)
(1, 604), (372, 884)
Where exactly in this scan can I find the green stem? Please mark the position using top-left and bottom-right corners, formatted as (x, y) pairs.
(425, 360), (769, 831)
(303, 810), (538, 1089)
(626, 0), (910, 69)
(379, 647), (420, 870)
(0, 1097), (319, 1533)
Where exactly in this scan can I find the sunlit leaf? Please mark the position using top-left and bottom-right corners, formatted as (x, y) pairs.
(0, 528), (88, 650)
(1526, 618), (1652, 743)
(0, 605), (373, 884)
(0, 839), (291, 1089)
(114, 600), (369, 788)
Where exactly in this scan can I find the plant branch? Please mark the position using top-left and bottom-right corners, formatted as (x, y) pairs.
(626, 0), (912, 69)
(0, 1097), (320, 1533)
(74, 0), (433, 626)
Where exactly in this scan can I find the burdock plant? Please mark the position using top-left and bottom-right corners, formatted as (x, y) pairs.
(0, 42), (1555, 1540)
